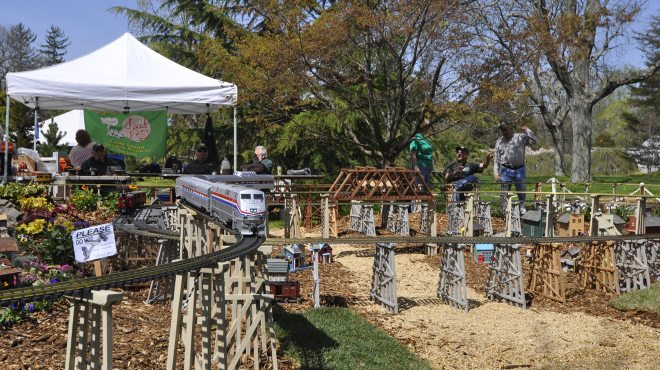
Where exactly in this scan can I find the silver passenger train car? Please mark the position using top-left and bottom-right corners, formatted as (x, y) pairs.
(176, 175), (268, 237)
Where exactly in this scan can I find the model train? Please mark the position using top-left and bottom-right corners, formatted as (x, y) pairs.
(175, 175), (268, 237)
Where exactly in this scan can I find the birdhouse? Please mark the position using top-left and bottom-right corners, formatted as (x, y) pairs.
(556, 213), (586, 237)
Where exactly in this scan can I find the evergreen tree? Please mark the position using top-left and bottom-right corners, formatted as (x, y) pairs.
(622, 15), (659, 172)
(7, 23), (39, 72)
(37, 121), (68, 157)
(39, 25), (70, 65)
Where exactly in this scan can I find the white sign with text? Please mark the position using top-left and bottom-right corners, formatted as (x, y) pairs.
(71, 223), (117, 263)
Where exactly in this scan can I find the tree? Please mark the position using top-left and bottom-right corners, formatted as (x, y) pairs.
(7, 23), (39, 72)
(36, 121), (68, 157)
(0, 25), (9, 89)
(39, 25), (70, 65)
(533, 0), (658, 182)
(470, 0), (659, 182)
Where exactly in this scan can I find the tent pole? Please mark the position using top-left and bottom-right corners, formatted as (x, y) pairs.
(233, 106), (237, 171)
(3, 96), (9, 184)
(33, 109), (38, 152)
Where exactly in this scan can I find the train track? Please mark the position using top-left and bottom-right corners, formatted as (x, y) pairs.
(266, 233), (660, 245)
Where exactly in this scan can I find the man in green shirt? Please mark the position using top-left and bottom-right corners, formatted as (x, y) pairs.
(410, 133), (434, 187)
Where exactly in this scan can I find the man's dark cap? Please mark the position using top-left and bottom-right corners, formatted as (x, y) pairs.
(196, 144), (208, 151)
(92, 143), (105, 152)
(455, 146), (469, 153)
(498, 122), (512, 129)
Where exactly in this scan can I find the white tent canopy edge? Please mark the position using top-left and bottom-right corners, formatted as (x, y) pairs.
(4, 33), (240, 182)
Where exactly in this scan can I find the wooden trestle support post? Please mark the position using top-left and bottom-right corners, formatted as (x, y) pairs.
(421, 201), (439, 255)
(167, 210), (278, 370)
(65, 290), (124, 370)
(437, 243), (468, 312)
(370, 243), (398, 314)
(283, 194), (301, 238)
(311, 244), (321, 309)
(321, 194), (338, 238)
(504, 194), (522, 237)
(579, 242), (619, 293)
(615, 239), (651, 292)
(475, 201), (493, 236)
(447, 201), (464, 235)
(485, 244), (526, 308)
(527, 243), (566, 303)
(527, 195), (566, 302)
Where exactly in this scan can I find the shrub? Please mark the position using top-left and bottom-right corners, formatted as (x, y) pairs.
(70, 189), (99, 211)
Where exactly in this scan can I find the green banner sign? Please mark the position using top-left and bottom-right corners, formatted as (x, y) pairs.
(84, 110), (167, 158)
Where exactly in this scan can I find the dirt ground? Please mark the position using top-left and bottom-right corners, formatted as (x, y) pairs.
(1, 218), (659, 369)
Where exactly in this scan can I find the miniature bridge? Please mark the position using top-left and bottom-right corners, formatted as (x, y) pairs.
(0, 205), (279, 370)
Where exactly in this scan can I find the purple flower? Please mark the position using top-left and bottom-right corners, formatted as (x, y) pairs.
(23, 274), (38, 283)
(49, 278), (60, 284)
(59, 264), (73, 273)
(26, 303), (35, 313)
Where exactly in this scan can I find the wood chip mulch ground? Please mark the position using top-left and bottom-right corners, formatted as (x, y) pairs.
(1, 217), (659, 369)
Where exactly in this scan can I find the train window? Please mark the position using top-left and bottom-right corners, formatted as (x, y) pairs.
(253, 194), (264, 200)
(241, 194), (251, 199)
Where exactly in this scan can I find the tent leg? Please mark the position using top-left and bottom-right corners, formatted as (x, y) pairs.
(233, 106), (237, 171)
(4, 96), (9, 184)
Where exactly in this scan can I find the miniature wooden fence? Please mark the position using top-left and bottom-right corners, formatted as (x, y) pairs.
(527, 243), (566, 303)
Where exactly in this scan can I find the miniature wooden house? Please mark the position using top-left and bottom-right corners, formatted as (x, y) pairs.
(521, 209), (547, 237)
(592, 213), (626, 236)
(560, 246), (582, 271)
(0, 237), (19, 265)
(284, 244), (307, 271)
(556, 213), (585, 237)
(626, 214), (660, 234)
(266, 258), (289, 282)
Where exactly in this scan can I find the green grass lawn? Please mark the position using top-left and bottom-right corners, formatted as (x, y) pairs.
(274, 306), (434, 370)
(608, 282), (660, 314)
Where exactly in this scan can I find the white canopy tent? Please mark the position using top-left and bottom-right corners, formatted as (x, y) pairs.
(38, 110), (85, 147)
(5, 33), (239, 181)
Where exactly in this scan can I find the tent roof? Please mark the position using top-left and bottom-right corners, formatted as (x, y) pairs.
(7, 33), (237, 114)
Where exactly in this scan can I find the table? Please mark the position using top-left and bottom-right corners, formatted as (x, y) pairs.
(52, 175), (134, 199)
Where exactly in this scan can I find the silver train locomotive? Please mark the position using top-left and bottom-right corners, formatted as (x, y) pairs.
(175, 175), (269, 237)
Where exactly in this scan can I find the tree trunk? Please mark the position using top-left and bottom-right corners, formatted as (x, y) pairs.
(545, 123), (566, 176)
(569, 102), (593, 183)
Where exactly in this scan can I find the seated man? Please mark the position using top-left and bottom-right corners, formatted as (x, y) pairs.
(443, 146), (492, 202)
(79, 144), (118, 176)
(183, 144), (217, 174)
(240, 146), (273, 174)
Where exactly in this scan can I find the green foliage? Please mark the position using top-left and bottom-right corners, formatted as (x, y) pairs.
(37, 121), (69, 157)
(34, 225), (74, 264)
(591, 148), (638, 175)
(275, 307), (434, 370)
(0, 182), (48, 202)
(69, 189), (99, 211)
(100, 192), (120, 213)
(609, 283), (660, 314)
(612, 205), (634, 220)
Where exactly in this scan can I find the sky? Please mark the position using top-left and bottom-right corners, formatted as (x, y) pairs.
(0, 0), (658, 66)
